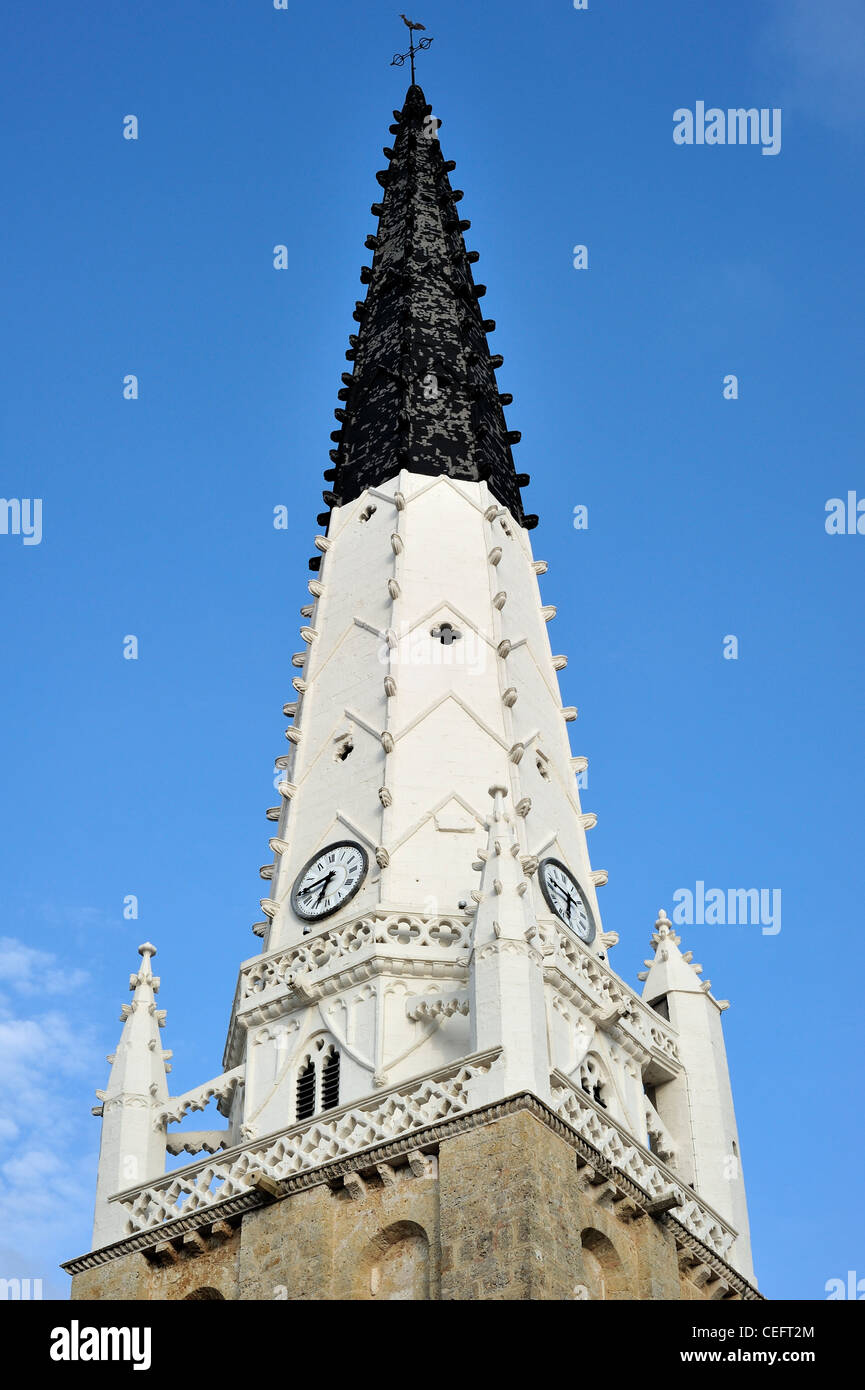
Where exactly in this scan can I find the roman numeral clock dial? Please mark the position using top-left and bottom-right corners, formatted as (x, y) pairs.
(291, 840), (368, 922)
(538, 857), (596, 944)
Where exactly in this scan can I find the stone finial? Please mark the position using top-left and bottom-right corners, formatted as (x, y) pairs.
(640, 908), (732, 1007)
(131, 942), (159, 994)
(650, 909), (681, 948)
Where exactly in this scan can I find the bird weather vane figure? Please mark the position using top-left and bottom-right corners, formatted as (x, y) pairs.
(391, 15), (433, 86)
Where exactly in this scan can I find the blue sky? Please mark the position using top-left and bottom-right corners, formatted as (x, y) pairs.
(1, 1), (862, 1300)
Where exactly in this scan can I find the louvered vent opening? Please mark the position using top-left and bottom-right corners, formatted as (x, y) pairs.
(296, 1058), (316, 1121)
(321, 1050), (341, 1112)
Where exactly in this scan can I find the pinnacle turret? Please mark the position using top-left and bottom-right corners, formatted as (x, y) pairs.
(97, 943), (172, 1109)
(323, 85), (535, 534)
(470, 784), (536, 948)
(468, 787), (550, 1103)
(637, 912), (753, 1280)
(91, 943), (171, 1248)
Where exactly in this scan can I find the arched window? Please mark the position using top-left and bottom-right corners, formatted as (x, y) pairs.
(579, 1054), (608, 1110)
(321, 1047), (341, 1111)
(579, 1229), (627, 1300)
(296, 1057), (316, 1120)
(355, 1221), (431, 1301)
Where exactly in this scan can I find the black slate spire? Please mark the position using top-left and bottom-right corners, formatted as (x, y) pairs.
(324, 85), (536, 530)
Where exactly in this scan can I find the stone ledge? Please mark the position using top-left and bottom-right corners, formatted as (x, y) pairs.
(62, 1091), (763, 1298)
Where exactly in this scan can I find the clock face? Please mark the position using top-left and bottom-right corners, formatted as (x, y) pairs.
(538, 857), (596, 944)
(291, 840), (368, 922)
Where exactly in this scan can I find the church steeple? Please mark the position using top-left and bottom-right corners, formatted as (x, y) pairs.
(322, 85), (535, 538)
(66, 72), (759, 1303)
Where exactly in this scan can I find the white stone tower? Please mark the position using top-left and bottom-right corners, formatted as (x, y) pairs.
(66, 83), (757, 1301)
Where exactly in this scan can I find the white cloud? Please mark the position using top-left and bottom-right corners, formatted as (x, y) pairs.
(0, 1117), (19, 1145)
(0, 939), (102, 1297)
(0, 937), (88, 995)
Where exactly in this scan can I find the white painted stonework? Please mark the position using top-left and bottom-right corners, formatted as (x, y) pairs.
(90, 945), (171, 1248)
(640, 911), (754, 1281)
(231, 471), (612, 1140)
(88, 476), (755, 1284)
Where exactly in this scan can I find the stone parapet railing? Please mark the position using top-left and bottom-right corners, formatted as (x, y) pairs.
(114, 1050), (499, 1235)
(223, 911), (475, 1066)
(550, 1070), (735, 1259)
(538, 920), (680, 1070)
(238, 911), (473, 1002)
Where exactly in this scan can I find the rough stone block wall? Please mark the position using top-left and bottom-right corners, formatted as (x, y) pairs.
(438, 1110), (682, 1300)
(71, 1226), (242, 1302)
(237, 1168), (440, 1301)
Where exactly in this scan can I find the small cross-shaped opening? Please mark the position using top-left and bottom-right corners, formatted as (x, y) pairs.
(359, 505), (376, 523)
(432, 622), (462, 646)
(334, 738), (354, 763)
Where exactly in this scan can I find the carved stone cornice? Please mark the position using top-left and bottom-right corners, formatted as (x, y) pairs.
(223, 911), (473, 1067)
(232, 954), (470, 1039)
(62, 1087), (762, 1298)
(474, 938), (544, 967)
(537, 918), (681, 1077)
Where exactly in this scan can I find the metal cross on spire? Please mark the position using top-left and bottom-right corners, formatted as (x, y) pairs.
(391, 15), (433, 85)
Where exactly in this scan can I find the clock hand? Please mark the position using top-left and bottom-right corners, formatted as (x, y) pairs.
(301, 873), (333, 896)
(313, 872), (335, 906)
(552, 882), (581, 923)
(552, 882), (573, 911)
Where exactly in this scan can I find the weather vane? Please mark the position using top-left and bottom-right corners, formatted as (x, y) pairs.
(391, 15), (433, 86)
